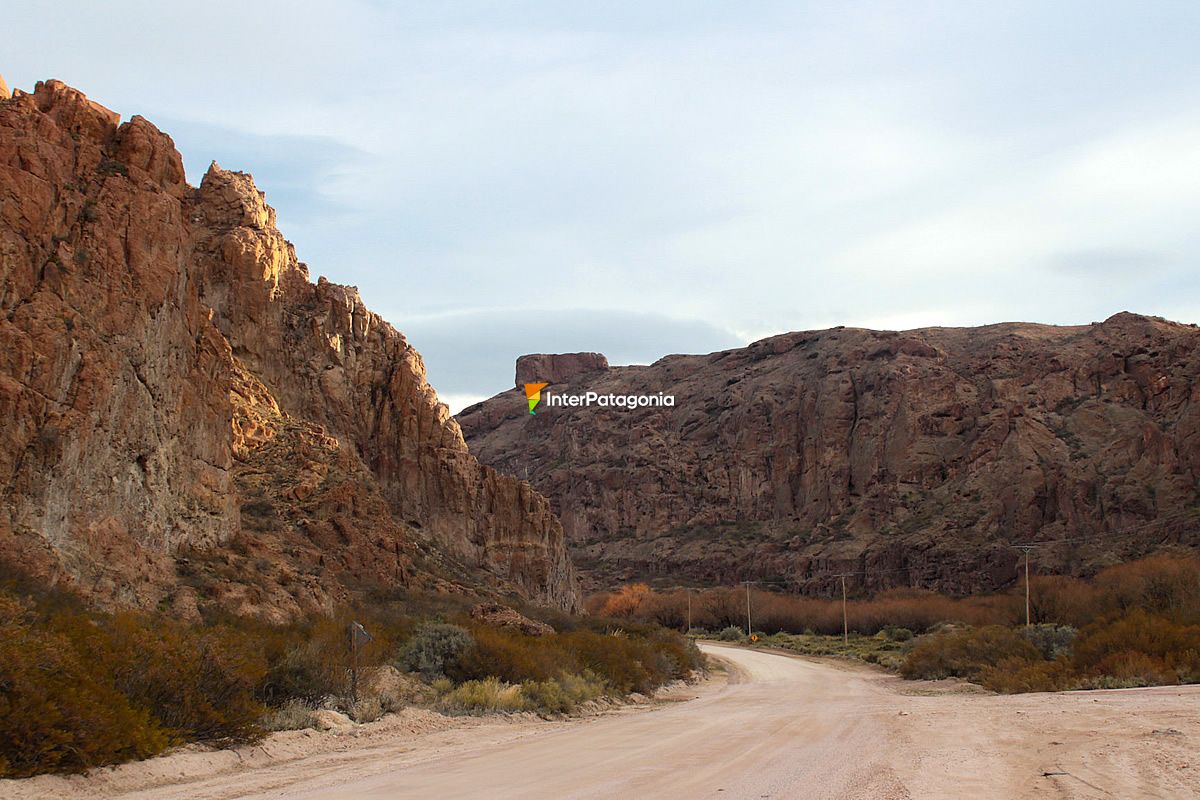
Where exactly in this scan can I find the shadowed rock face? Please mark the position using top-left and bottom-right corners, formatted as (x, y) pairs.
(459, 316), (1200, 595)
(0, 78), (578, 619)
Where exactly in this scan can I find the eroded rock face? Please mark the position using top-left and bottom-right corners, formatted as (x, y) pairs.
(459, 317), (1200, 595)
(0, 78), (578, 618)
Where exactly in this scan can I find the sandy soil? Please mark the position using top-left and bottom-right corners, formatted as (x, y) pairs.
(3, 642), (1196, 799)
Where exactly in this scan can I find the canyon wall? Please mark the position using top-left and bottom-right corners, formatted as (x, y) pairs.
(0, 78), (578, 619)
(460, 315), (1200, 594)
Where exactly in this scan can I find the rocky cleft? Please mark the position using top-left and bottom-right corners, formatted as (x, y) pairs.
(0, 78), (578, 619)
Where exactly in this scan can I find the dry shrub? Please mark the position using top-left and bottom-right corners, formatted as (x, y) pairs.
(1092, 555), (1200, 623)
(1021, 624), (1076, 660)
(262, 699), (318, 732)
(257, 612), (397, 705)
(65, 614), (268, 747)
(440, 677), (528, 713)
(901, 625), (1041, 681)
(451, 623), (699, 696)
(0, 597), (170, 777)
(1071, 610), (1200, 684)
(594, 583), (654, 617)
(980, 656), (1077, 693)
(519, 672), (605, 714)
(1029, 575), (1099, 628)
(589, 585), (1017, 636)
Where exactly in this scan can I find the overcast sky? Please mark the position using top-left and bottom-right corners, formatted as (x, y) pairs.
(7, 2), (1200, 410)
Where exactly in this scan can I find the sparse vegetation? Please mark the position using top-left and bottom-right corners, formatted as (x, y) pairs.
(591, 555), (1200, 695)
(0, 565), (700, 779)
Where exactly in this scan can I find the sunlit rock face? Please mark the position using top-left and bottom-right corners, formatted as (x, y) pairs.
(0, 78), (579, 619)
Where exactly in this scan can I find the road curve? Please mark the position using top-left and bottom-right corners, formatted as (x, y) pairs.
(279, 643), (909, 800)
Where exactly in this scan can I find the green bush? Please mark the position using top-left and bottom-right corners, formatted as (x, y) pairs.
(1021, 624), (1076, 660)
(718, 625), (745, 641)
(401, 623), (474, 680)
(880, 625), (914, 642)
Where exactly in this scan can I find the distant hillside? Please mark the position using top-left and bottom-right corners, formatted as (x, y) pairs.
(458, 314), (1200, 593)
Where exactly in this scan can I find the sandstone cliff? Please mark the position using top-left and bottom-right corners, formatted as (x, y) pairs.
(0, 78), (578, 618)
(459, 315), (1200, 594)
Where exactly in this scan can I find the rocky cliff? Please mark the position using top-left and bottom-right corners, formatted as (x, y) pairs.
(0, 78), (578, 619)
(459, 315), (1200, 594)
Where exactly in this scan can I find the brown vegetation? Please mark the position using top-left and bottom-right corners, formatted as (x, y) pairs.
(590, 555), (1200, 694)
(0, 569), (698, 779)
(587, 582), (1020, 635)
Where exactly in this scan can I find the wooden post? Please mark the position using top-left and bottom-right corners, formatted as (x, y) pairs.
(841, 575), (849, 644)
(745, 581), (753, 637)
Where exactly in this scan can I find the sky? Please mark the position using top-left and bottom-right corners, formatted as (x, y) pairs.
(7, 2), (1200, 411)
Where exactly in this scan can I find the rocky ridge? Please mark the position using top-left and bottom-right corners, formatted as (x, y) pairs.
(459, 315), (1200, 594)
(0, 78), (578, 619)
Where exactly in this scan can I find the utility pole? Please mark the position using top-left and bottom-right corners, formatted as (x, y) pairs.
(835, 574), (852, 643)
(1010, 545), (1037, 626)
(744, 580), (753, 637)
(686, 588), (692, 634)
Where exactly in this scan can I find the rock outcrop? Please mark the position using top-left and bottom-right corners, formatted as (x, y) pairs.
(470, 602), (555, 636)
(0, 78), (579, 618)
(515, 352), (608, 387)
(459, 316), (1200, 594)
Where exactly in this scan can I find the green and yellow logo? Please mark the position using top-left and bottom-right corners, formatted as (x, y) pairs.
(524, 382), (550, 414)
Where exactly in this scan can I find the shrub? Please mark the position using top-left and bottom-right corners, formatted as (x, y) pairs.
(880, 625), (914, 642)
(262, 700), (317, 732)
(260, 615), (396, 704)
(980, 657), (1077, 694)
(718, 626), (745, 641)
(1071, 610), (1200, 683)
(54, 612), (267, 748)
(0, 603), (170, 777)
(345, 696), (385, 723)
(901, 626), (1041, 681)
(1021, 624), (1076, 660)
(401, 623), (474, 680)
(440, 677), (528, 713)
(520, 672), (604, 714)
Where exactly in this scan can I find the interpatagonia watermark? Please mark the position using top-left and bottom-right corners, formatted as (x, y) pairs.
(523, 383), (674, 414)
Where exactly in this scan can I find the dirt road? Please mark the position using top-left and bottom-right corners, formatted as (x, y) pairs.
(7, 643), (1198, 799)
(273, 643), (911, 800)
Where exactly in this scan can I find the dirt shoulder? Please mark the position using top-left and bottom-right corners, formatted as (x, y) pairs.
(0, 680), (718, 800)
